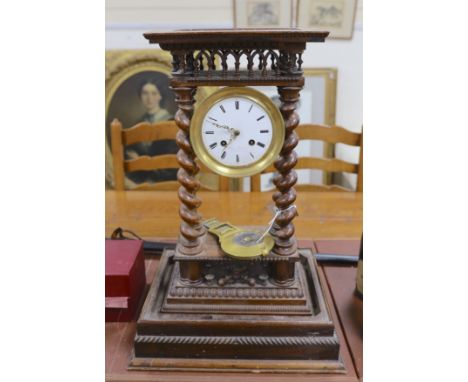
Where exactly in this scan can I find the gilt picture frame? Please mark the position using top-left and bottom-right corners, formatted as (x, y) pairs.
(297, 0), (357, 39)
(233, 0), (293, 28)
(105, 50), (216, 189)
(302, 68), (338, 185)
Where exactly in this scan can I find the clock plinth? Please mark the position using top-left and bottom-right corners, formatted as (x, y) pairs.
(131, 29), (344, 373)
(129, 248), (344, 373)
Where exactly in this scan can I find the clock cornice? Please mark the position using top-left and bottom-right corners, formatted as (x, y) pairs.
(143, 28), (329, 50)
(142, 28), (329, 87)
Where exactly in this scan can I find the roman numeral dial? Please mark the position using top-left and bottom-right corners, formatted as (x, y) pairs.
(193, 88), (284, 178)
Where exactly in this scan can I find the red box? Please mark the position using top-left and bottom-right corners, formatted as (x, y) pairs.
(105, 240), (146, 322)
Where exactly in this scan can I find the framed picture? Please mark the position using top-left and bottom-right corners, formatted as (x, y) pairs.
(297, 0), (357, 39)
(105, 50), (216, 189)
(234, 0), (293, 28)
(251, 68), (337, 190)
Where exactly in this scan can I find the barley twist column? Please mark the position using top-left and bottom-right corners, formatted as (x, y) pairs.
(173, 86), (205, 282)
(271, 86), (301, 263)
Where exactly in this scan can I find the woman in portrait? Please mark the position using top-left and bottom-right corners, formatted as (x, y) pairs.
(137, 79), (172, 124)
(125, 79), (178, 185)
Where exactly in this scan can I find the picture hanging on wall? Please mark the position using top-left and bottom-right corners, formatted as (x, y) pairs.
(233, 0), (293, 28)
(297, 0), (357, 39)
(105, 50), (216, 189)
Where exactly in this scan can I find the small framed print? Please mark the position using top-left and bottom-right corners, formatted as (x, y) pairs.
(297, 0), (357, 39)
(234, 0), (293, 28)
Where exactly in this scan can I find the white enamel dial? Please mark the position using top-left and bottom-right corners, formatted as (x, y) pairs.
(201, 97), (273, 167)
(191, 87), (284, 178)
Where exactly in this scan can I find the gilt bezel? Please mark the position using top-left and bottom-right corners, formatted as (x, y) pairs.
(190, 87), (285, 178)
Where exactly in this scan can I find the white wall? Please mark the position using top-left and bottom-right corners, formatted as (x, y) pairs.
(106, 0), (363, 188)
(106, 0), (234, 40)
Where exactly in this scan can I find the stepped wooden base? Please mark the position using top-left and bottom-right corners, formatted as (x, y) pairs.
(129, 356), (344, 373)
(130, 247), (344, 373)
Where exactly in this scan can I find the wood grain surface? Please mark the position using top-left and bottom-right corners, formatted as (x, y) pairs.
(105, 191), (362, 240)
(317, 240), (363, 379)
(143, 28), (329, 46)
(323, 266), (363, 379)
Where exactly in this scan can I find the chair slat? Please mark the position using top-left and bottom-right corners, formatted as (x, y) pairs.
(124, 154), (179, 172)
(262, 164), (276, 173)
(296, 124), (361, 146)
(296, 157), (358, 174)
(295, 184), (352, 192)
(260, 157), (357, 175)
(122, 121), (177, 146)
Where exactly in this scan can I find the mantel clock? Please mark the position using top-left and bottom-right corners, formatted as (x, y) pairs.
(130, 29), (344, 374)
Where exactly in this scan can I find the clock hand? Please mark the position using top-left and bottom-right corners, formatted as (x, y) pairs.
(209, 121), (231, 131)
(221, 129), (240, 154)
(209, 122), (240, 138)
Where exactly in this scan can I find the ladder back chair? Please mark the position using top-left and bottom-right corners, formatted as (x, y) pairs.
(251, 124), (363, 192)
(111, 119), (229, 191)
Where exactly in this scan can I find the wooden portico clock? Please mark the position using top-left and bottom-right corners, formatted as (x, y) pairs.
(130, 29), (344, 373)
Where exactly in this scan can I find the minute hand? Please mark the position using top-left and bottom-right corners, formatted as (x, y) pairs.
(209, 121), (231, 131)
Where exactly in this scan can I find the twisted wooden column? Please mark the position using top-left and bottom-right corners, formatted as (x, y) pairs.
(271, 86), (301, 263)
(173, 86), (205, 282)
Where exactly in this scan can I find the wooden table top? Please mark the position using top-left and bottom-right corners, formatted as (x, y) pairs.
(105, 190), (362, 240)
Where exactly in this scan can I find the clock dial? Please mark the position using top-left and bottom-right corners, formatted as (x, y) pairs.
(201, 97), (273, 168)
(191, 87), (284, 178)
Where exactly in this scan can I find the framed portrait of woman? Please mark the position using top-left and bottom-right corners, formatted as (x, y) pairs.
(105, 50), (216, 189)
